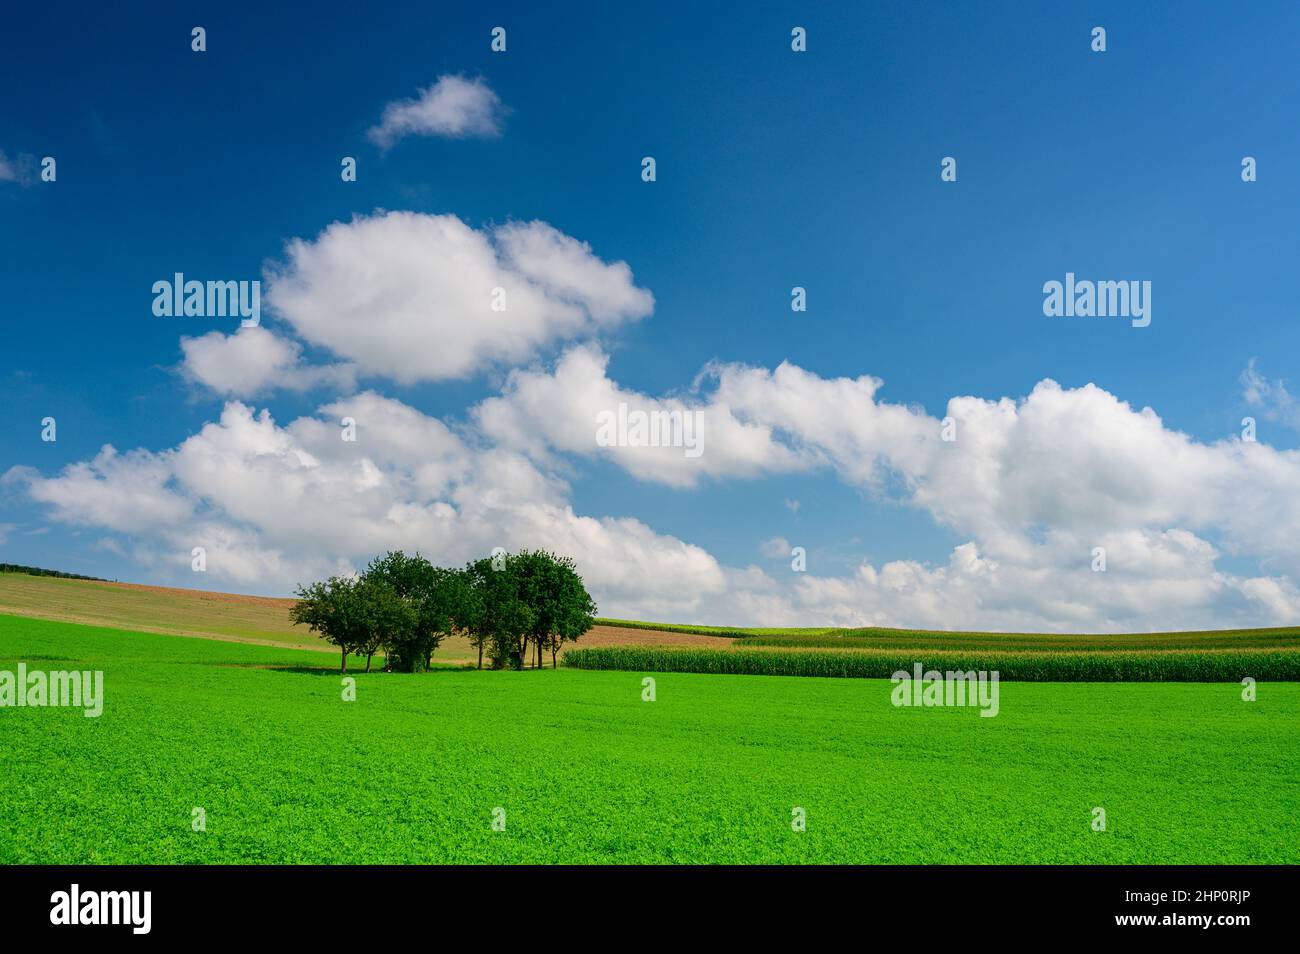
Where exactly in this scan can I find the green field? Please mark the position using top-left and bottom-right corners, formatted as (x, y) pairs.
(2, 613), (1296, 864)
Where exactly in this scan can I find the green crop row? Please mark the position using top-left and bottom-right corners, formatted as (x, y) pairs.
(562, 645), (1300, 681)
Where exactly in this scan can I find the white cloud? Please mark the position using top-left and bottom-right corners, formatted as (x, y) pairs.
(12, 446), (192, 534)
(367, 75), (506, 148)
(264, 212), (653, 384)
(9, 397), (720, 609)
(759, 536), (790, 559)
(474, 345), (809, 487)
(19, 362), (1300, 631)
(1241, 358), (1300, 431)
(179, 326), (356, 397)
(471, 348), (1300, 629)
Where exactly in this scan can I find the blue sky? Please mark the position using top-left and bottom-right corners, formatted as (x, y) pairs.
(3, 2), (1300, 630)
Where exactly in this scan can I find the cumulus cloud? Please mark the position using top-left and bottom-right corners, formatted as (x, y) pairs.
(470, 347), (1300, 629)
(180, 326), (357, 397)
(367, 75), (506, 148)
(491, 349), (1300, 576)
(474, 345), (808, 487)
(264, 212), (653, 384)
(13, 446), (191, 534)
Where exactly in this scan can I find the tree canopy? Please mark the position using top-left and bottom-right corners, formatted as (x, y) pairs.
(291, 550), (597, 674)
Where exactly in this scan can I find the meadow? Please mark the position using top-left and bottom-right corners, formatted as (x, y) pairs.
(2, 613), (1297, 864)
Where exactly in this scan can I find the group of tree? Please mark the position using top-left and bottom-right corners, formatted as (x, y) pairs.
(290, 549), (597, 674)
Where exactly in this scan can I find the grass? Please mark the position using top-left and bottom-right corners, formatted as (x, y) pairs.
(1, 613), (1296, 863)
(563, 645), (1300, 681)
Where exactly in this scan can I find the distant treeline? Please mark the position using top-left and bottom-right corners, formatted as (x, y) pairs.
(0, 564), (108, 582)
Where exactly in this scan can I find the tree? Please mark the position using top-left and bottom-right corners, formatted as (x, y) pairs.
(291, 573), (416, 674)
(353, 575), (418, 672)
(364, 551), (453, 673)
(546, 552), (597, 667)
(512, 549), (597, 668)
(290, 576), (366, 674)
(463, 554), (534, 669)
(291, 549), (594, 675)
(447, 565), (489, 669)
(514, 550), (560, 668)
(419, 565), (471, 670)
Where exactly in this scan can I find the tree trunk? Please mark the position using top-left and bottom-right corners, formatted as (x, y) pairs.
(552, 648), (557, 668)
(340, 648), (347, 675)
(477, 642), (483, 669)
(365, 653), (373, 673)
